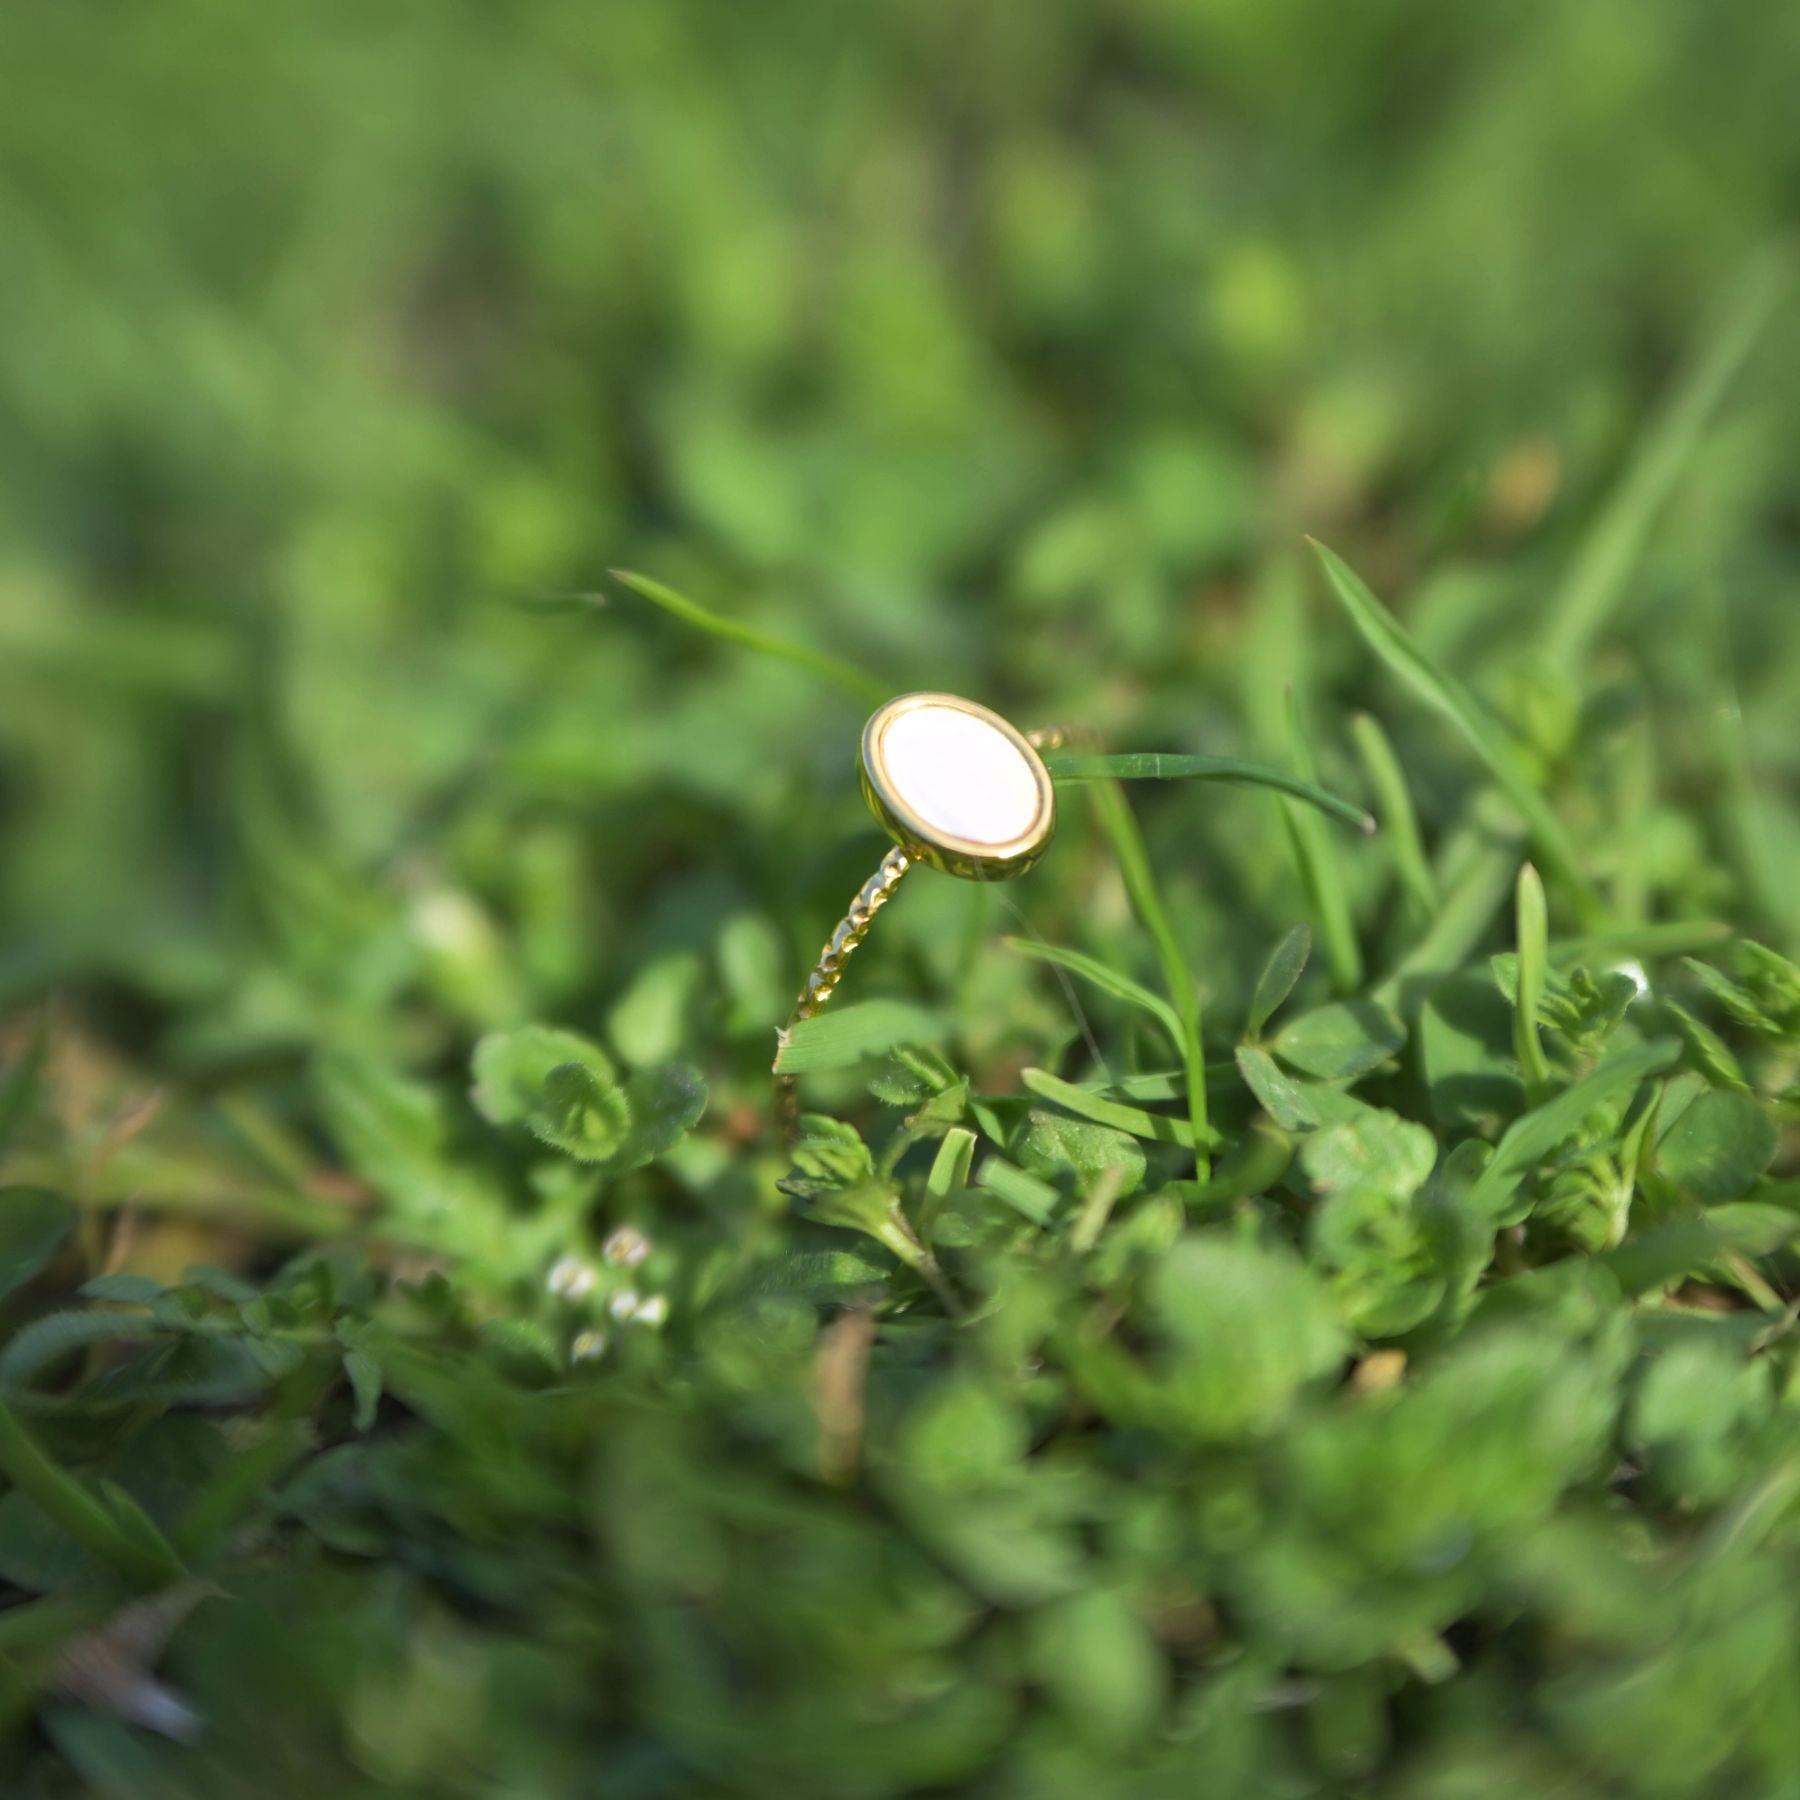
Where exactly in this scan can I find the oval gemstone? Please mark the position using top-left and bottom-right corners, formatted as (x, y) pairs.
(877, 702), (1043, 847)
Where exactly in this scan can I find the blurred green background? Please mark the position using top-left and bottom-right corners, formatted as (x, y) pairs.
(2, 0), (1795, 1072)
(2, 4), (1800, 1796)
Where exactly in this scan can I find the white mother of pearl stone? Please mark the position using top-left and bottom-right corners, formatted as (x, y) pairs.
(876, 701), (1043, 848)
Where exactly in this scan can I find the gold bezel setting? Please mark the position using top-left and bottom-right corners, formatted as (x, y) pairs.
(858, 691), (1056, 881)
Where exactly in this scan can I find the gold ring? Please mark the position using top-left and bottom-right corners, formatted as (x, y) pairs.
(776, 692), (1077, 1128)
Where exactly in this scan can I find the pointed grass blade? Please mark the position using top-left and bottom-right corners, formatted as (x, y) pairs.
(1307, 539), (1603, 924)
(609, 570), (889, 708)
(1042, 752), (1373, 834)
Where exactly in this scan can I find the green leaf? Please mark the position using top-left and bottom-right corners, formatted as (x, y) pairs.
(343, 1348), (383, 1432)
(1418, 972), (1525, 1133)
(78, 1272), (164, 1305)
(1027, 1587), (1168, 1749)
(0, 1399), (180, 1587)
(609, 569), (889, 707)
(1280, 686), (1363, 992)
(1235, 1046), (1367, 1131)
(1662, 998), (1752, 1093)
(1086, 780), (1211, 1178)
(314, 1050), (451, 1212)
(1042, 752), (1374, 832)
(1312, 1182), (1448, 1337)
(867, 1044), (959, 1106)
(921, 1128), (977, 1240)
(529, 1061), (633, 1163)
(170, 1422), (311, 1562)
(0, 1310), (168, 1389)
(1681, 957), (1784, 1038)
(1247, 925), (1312, 1038)
(780, 1115), (875, 1200)
(1654, 1089), (1779, 1206)
(1147, 1235), (1346, 1439)
(774, 1000), (948, 1075)
(1603, 1206), (1800, 1298)
(0, 1188), (76, 1301)
(1275, 999), (1406, 1081)
(471, 1025), (618, 1126)
(1736, 941), (1800, 1022)
(926, 1128), (975, 1196)
(181, 1264), (259, 1305)
(607, 949), (702, 1067)
(1464, 1040), (1681, 1221)
(610, 1062), (707, 1171)
(752, 1248), (896, 1304)
(1300, 1111), (1438, 1202)
(98, 1482), (185, 1582)
(1308, 539), (1602, 922)
(1014, 1109), (1147, 1202)
(1512, 863), (1553, 1094)
(887, 1378), (1082, 1605)
(1350, 712), (1437, 920)
(717, 910), (786, 1035)
(247, 1336), (304, 1380)
(473, 1026), (693, 1171)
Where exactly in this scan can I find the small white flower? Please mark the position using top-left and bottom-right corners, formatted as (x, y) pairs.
(570, 1329), (608, 1362)
(547, 1256), (596, 1301)
(602, 1224), (652, 1269)
(608, 1287), (642, 1323)
(633, 1294), (669, 1328)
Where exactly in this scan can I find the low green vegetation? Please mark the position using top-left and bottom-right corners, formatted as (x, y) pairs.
(1, 1), (1797, 1794)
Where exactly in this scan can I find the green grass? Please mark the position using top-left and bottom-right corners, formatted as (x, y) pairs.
(1, 0), (1799, 1794)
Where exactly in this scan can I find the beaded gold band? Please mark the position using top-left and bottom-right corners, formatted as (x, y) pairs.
(775, 694), (1085, 1134)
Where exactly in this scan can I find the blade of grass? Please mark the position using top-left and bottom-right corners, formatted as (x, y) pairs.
(1085, 782), (1211, 1179)
(170, 1422), (312, 1562)
(1608, 716), (1656, 927)
(1543, 251), (1791, 671)
(1021, 1067), (1218, 1149)
(1042, 753), (1373, 834)
(1280, 687), (1362, 993)
(975, 1155), (1060, 1227)
(1372, 834), (1519, 1008)
(1714, 678), (1794, 949)
(608, 570), (890, 708)
(1512, 864), (1552, 1097)
(1308, 539), (1604, 925)
(1350, 712), (1437, 921)
(1069, 1163), (1132, 1255)
(922, 1127), (975, 1231)
(0, 1398), (181, 1587)
(1002, 937), (1184, 1056)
